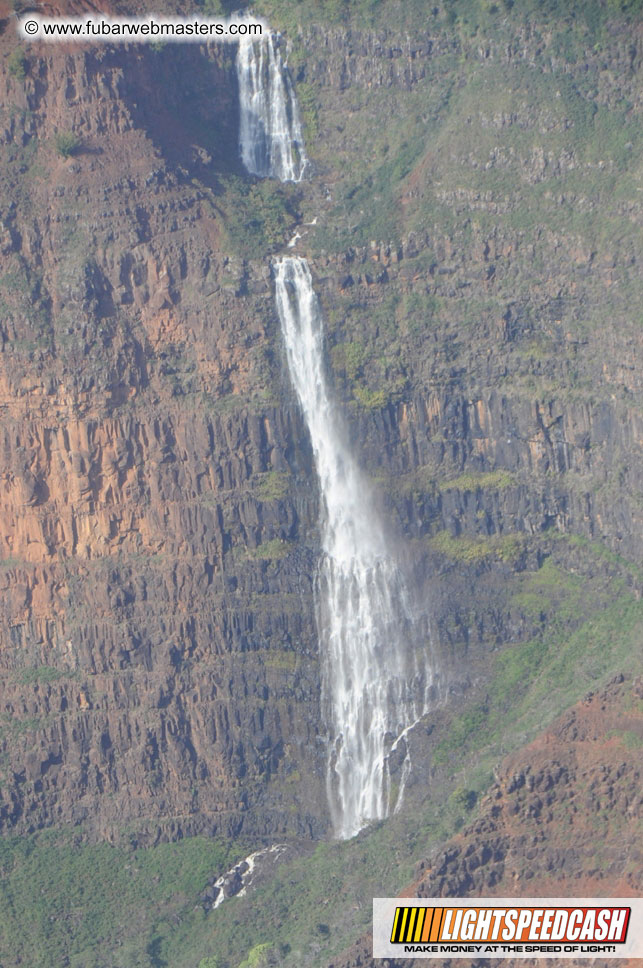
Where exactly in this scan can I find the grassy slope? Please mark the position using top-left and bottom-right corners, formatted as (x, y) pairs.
(0, 836), (241, 968)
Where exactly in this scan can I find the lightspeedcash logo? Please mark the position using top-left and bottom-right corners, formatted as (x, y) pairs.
(373, 898), (643, 959)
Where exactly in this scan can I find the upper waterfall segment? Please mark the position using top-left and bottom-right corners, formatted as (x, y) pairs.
(236, 34), (308, 183)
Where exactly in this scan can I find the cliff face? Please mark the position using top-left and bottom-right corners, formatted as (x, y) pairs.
(0, 34), (327, 842)
(298, 15), (643, 567)
(0, 1), (641, 853)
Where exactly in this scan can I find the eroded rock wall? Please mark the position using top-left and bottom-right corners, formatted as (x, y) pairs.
(0, 7), (641, 845)
(0, 34), (325, 842)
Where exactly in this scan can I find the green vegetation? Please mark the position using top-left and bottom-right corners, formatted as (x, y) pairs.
(243, 537), (292, 560)
(509, 557), (590, 625)
(438, 469), (517, 492)
(14, 666), (71, 685)
(563, 532), (643, 583)
(330, 340), (364, 382)
(430, 529), (526, 564)
(0, 556), (23, 569)
(300, 0), (642, 397)
(353, 378), (407, 411)
(328, 293), (410, 411)
(0, 835), (242, 968)
(257, 0), (632, 33)
(296, 82), (320, 142)
(448, 786), (478, 828)
(7, 49), (27, 80)
(263, 649), (298, 671)
(0, 714), (56, 737)
(606, 729), (642, 750)
(197, 797), (470, 968)
(222, 177), (298, 259)
(254, 470), (290, 503)
(54, 132), (82, 159)
(434, 593), (643, 766)
(238, 944), (273, 968)
(401, 291), (443, 338)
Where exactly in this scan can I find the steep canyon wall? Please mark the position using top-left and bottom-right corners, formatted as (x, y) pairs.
(0, 6), (641, 844)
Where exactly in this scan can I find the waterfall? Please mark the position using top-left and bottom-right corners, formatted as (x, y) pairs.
(237, 33), (307, 183)
(274, 257), (431, 839)
(236, 23), (432, 838)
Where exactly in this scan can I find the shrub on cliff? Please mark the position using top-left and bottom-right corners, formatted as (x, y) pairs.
(223, 176), (297, 259)
(237, 944), (273, 968)
(296, 82), (319, 141)
(54, 132), (81, 158)
(8, 49), (27, 80)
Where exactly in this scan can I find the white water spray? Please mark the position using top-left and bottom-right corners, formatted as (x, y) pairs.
(237, 33), (307, 182)
(274, 257), (431, 839)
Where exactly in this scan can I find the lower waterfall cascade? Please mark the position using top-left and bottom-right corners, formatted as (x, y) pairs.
(273, 257), (432, 838)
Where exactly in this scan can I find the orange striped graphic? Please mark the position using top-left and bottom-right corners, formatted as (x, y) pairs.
(420, 907), (433, 942)
(430, 907), (444, 942)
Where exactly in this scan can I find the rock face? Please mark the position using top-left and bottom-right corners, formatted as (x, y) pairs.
(414, 675), (642, 899)
(0, 33), (327, 842)
(330, 674), (643, 968)
(0, 2), (641, 848)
